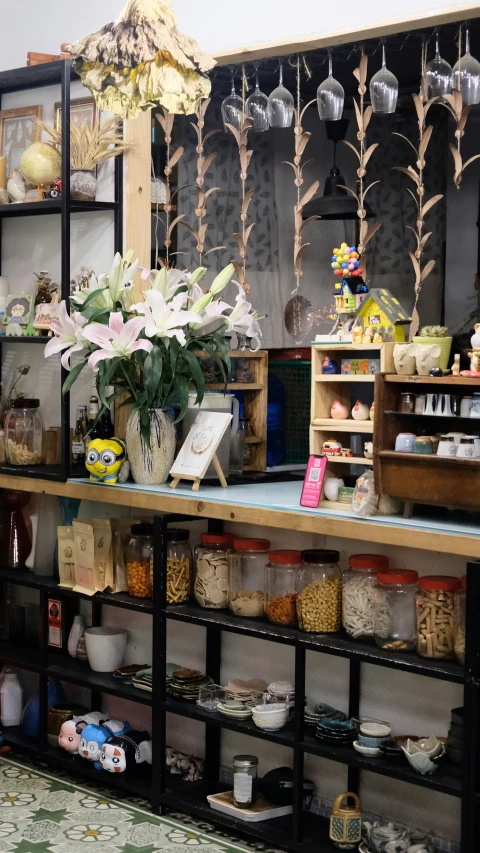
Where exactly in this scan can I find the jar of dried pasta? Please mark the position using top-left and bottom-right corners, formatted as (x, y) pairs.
(127, 524), (153, 599)
(265, 551), (301, 626)
(296, 550), (342, 634)
(416, 575), (461, 659)
(5, 399), (43, 465)
(194, 533), (233, 609)
(343, 554), (389, 640)
(454, 576), (466, 665)
(228, 539), (270, 618)
(161, 529), (193, 606)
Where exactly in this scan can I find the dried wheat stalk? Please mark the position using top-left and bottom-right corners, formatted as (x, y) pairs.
(437, 89), (480, 189)
(226, 66), (255, 293)
(39, 117), (130, 170)
(155, 108), (185, 265)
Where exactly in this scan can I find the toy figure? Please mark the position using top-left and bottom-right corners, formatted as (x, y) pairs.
(100, 731), (152, 775)
(322, 356), (339, 374)
(58, 711), (108, 754)
(85, 438), (129, 484)
(49, 178), (62, 199)
(351, 325), (363, 344)
(362, 326), (373, 344)
(452, 353), (460, 376)
(79, 720), (131, 769)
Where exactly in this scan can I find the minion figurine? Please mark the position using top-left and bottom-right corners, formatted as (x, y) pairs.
(85, 438), (129, 484)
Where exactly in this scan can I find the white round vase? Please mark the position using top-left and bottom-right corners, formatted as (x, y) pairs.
(84, 627), (127, 672)
(126, 408), (176, 485)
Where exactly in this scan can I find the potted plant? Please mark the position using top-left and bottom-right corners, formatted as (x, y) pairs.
(413, 326), (452, 370)
(44, 252), (261, 485)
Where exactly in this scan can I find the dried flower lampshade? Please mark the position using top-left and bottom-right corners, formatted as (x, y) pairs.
(68, 0), (215, 118)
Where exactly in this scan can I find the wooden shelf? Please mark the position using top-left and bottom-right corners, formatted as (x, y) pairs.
(379, 450), (480, 466)
(314, 374), (376, 382)
(204, 382), (263, 391)
(326, 455), (373, 465)
(312, 419), (374, 433)
(386, 375), (480, 386)
(313, 343), (387, 350)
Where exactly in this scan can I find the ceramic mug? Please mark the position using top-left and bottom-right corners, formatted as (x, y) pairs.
(437, 435), (456, 457)
(423, 394), (437, 416)
(460, 397), (472, 418)
(395, 433), (416, 453)
(393, 343), (417, 375)
(415, 344), (441, 376)
(457, 437), (476, 459)
(414, 436), (433, 454)
(470, 392), (480, 419)
(436, 394), (452, 417)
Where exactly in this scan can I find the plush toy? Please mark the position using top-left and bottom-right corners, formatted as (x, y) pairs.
(79, 720), (131, 769)
(100, 731), (152, 775)
(165, 746), (204, 781)
(85, 438), (129, 484)
(58, 712), (108, 754)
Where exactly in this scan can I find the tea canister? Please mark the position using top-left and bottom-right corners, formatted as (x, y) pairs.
(329, 792), (361, 849)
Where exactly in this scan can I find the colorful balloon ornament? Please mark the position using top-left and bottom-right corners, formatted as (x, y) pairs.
(331, 243), (364, 278)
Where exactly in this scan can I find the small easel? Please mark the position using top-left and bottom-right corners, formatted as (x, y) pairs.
(170, 453), (228, 491)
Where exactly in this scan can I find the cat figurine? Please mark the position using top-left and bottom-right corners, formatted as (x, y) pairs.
(78, 720), (131, 770)
(100, 731), (152, 775)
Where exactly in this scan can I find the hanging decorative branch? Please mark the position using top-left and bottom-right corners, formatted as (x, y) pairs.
(437, 90), (480, 189)
(155, 108), (185, 266)
(392, 46), (443, 338)
(185, 98), (225, 265)
(226, 65), (255, 293)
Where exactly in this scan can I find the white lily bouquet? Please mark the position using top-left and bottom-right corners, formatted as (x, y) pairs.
(45, 252), (261, 448)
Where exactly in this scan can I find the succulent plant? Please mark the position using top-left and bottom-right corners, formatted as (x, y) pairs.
(420, 325), (449, 338)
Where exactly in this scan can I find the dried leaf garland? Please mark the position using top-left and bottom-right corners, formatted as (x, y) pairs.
(188, 98), (224, 262)
(437, 89), (480, 188)
(155, 107), (187, 262)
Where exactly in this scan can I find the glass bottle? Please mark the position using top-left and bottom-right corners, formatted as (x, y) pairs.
(343, 554), (389, 639)
(72, 406), (86, 465)
(87, 396), (100, 446)
(296, 550), (342, 633)
(194, 533), (233, 609)
(454, 576), (466, 665)
(265, 550), (301, 626)
(373, 569), (418, 651)
(228, 538), (270, 618)
(126, 524), (153, 599)
(230, 419), (247, 475)
(233, 755), (258, 808)
(5, 398), (43, 466)
(416, 575), (460, 659)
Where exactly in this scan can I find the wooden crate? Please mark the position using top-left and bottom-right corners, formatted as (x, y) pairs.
(374, 373), (480, 511)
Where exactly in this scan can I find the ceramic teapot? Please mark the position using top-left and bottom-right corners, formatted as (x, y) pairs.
(393, 343), (417, 375)
(415, 344), (441, 376)
(363, 821), (410, 853)
(329, 792), (361, 849)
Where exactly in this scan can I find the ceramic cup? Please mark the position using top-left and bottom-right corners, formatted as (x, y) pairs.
(437, 435), (456, 457)
(470, 392), (480, 419)
(415, 344), (441, 376)
(395, 433), (416, 453)
(393, 343), (417, 375)
(473, 436), (480, 456)
(436, 394), (452, 417)
(446, 432), (465, 447)
(324, 477), (345, 501)
(414, 436), (433, 455)
(414, 395), (426, 414)
(460, 397), (472, 418)
(456, 437), (476, 459)
(85, 627), (128, 672)
(423, 394), (437, 416)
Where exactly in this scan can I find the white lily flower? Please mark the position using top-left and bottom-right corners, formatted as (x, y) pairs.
(132, 290), (202, 346)
(106, 252), (139, 303)
(141, 267), (190, 300)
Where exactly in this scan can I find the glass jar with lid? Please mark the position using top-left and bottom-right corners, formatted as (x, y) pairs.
(373, 569), (418, 651)
(416, 575), (460, 659)
(233, 755), (258, 808)
(265, 550), (302, 626)
(161, 529), (193, 606)
(343, 554), (389, 639)
(126, 523), (153, 599)
(454, 576), (466, 665)
(296, 550), (342, 634)
(228, 538), (270, 618)
(5, 399), (43, 466)
(194, 533), (233, 609)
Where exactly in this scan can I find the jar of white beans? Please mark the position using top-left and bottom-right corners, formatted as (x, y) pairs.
(342, 554), (389, 639)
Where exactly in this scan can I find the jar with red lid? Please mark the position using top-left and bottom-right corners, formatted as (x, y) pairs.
(228, 538), (270, 618)
(194, 533), (233, 609)
(416, 575), (461, 659)
(265, 550), (302, 626)
(454, 576), (466, 665)
(343, 554), (389, 639)
(373, 569), (419, 651)
(296, 550), (342, 633)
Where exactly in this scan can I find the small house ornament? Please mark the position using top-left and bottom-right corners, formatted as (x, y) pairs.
(353, 288), (411, 342)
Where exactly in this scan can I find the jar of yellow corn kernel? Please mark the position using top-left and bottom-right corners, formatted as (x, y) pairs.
(296, 550), (342, 634)
(126, 524), (153, 599)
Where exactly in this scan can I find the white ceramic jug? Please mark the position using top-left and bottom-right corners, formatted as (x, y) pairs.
(183, 393), (239, 478)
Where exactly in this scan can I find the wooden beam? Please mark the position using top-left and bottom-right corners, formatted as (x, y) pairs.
(211, 3), (480, 65)
(125, 110), (151, 298)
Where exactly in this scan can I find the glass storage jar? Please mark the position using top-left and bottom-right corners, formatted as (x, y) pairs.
(126, 523), (153, 598)
(343, 554), (389, 639)
(416, 575), (460, 659)
(265, 550), (302, 626)
(296, 550), (342, 634)
(228, 538), (270, 618)
(454, 576), (466, 665)
(5, 399), (43, 466)
(233, 755), (258, 808)
(373, 569), (418, 651)
(194, 533), (233, 609)
(162, 529), (193, 605)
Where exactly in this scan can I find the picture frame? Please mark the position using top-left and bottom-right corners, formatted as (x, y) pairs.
(54, 97), (97, 133)
(33, 301), (59, 330)
(0, 106), (42, 178)
(4, 292), (34, 327)
(170, 411), (233, 491)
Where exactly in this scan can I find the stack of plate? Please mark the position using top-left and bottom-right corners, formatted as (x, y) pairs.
(216, 700), (253, 720)
(225, 679), (268, 705)
(316, 718), (358, 745)
(169, 668), (214, 701)
(166, 662), (182, 688)
(267, 681), (295, 708)
(305, 703), (347, 726)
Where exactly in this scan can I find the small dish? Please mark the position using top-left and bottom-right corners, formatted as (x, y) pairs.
(358, 734), (388, 748)
(350, 715), (390, 729)
(353, 740), (382, 757)
(359, 722), (391, 738)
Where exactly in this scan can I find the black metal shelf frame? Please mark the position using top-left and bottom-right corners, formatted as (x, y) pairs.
(0, 515), (476, 851)
(0, 59), (123, 483)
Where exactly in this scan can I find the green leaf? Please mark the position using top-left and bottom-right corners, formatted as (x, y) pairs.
(182, 350), (205, 405)
(83, 306), (111, 324)
(98, 358), (121, 407)
(211, 331), (231, 376)
(77, 287), (108, 312)
(62, 360), (87, 396)
(144, 345), (163, 408)
(199, 340), (227, 384)
(173, 374), (189, 422)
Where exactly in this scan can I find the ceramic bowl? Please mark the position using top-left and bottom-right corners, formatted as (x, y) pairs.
(252, 716), (287, 731)
(449, 722), (464, 741)
(358, 734), (388, 748)
(353, 740), (382, 758)
(447, 730), (463, 751)
(360, 722), (391, 738)
(401, 746), (444, 775)
(446, 745), (463, 765)
(451, 707), (464, 727)
(406, 736), (443, 758)
(84, 627), (127, 672)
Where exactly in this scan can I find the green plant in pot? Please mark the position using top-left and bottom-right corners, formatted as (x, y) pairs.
(413, 326), (452, 370)
(44, 252), (261, 485)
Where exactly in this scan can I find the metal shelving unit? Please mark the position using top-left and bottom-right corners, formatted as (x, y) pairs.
(0, 59), (123, 482)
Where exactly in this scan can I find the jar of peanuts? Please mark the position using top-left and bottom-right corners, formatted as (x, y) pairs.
(296, 550), (342, 634)
(126, 524), (153, 599)
(454, 576), (466, 665)
(162, 529), (193, 605)
(265, 550), (302, 626)
(416, 575), (460, 660)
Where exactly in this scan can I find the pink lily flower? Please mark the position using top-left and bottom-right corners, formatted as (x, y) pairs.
(82, 313), (152, 372)
(44, 302), (87, 370)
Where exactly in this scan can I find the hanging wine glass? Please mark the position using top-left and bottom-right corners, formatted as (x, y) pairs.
(453, 24), (480, 106)
(221, 67), (243, 132)
(268, 60), (294, 128)
(317, 48), (345, 121)
(246, 63), (269, 131)
(370, 40), (399, 115)
(424, 29), (453, 100)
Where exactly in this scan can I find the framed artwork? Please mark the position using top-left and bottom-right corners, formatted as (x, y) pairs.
(54, 97), (96, 132)
(33, 301), (59, 330)
(5, 292), (34, 326)
(0, 106), (42, 178)
(170, 411), (232, 488)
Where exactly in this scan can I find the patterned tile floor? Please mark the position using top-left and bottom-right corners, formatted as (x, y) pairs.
(0, 756), (275, 853)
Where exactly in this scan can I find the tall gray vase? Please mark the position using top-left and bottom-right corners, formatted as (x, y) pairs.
(126, 409), (176, 485)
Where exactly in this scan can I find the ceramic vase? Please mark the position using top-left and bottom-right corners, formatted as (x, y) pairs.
(70, 169), (97, 201)
(413, 335), (452, 370)
(393, 343), (417, 375)
(126, 408), (176, 485)
(85, 627), (128, 672)
(415, 344), (442, 376)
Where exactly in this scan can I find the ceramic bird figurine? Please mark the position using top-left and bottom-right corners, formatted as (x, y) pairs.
(352, 400), (370, 420)
(85, 438), (129, 484)
(68, 0), (215, 118)
(7, 170), (26, 203)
